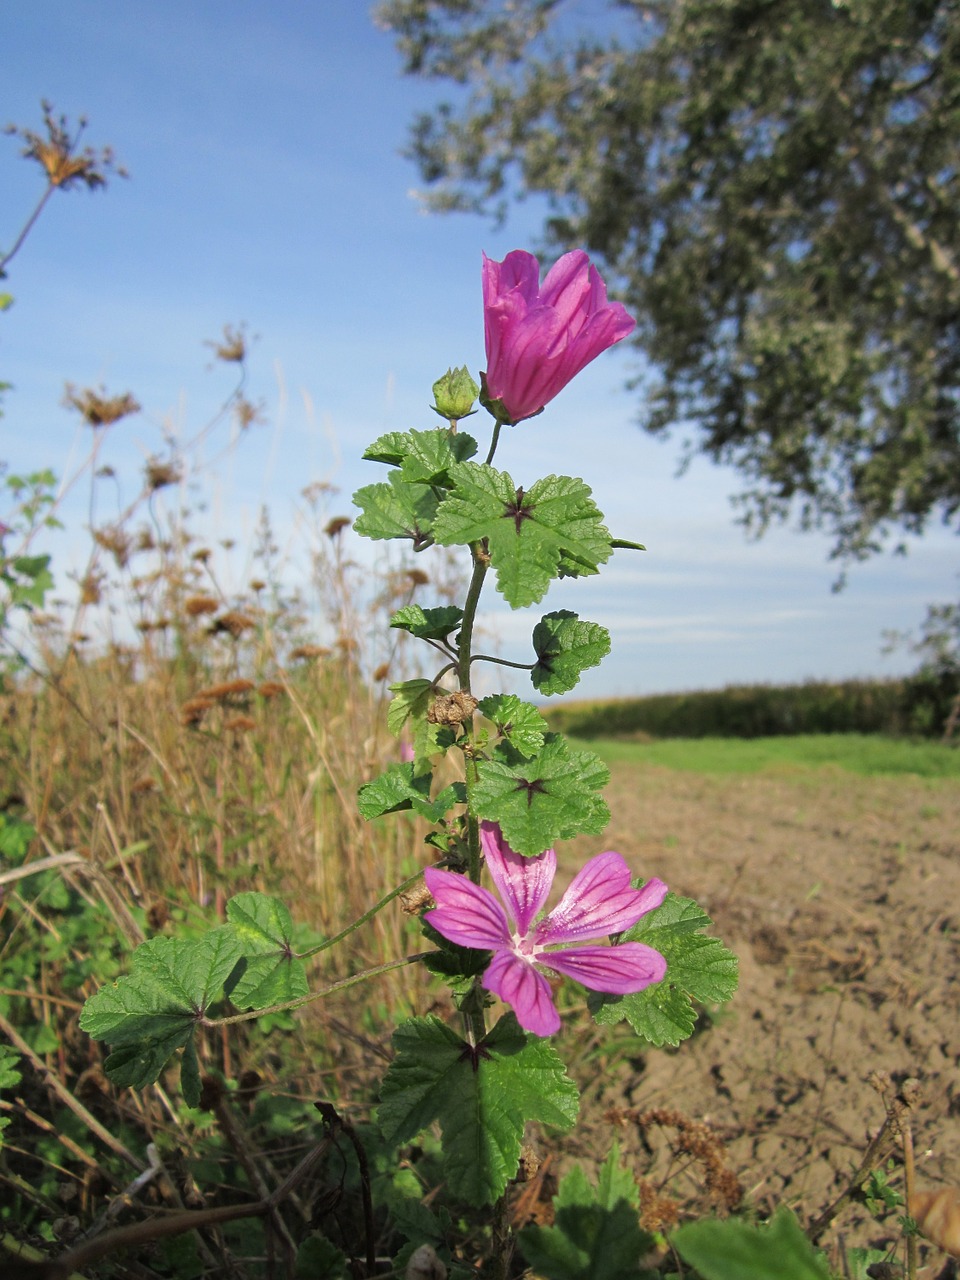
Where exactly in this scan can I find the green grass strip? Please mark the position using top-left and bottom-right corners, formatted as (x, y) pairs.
(583, 733), (960, 778)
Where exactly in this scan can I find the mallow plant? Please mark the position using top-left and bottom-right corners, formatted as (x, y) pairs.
(78, 249), (738, 1272)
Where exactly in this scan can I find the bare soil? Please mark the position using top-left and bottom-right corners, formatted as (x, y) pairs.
(558, 760), (960, 1274)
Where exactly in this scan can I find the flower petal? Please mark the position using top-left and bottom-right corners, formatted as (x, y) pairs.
(482, 949), (561, 1037)
(423, 867), (511, 950)
(540, 942), (667, 994)
(538, 854), (666, 945)
(480, 821), (555, 936)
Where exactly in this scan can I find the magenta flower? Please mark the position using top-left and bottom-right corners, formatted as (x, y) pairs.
(424, 822), (667, 1036)
(482, 249), (636, 424)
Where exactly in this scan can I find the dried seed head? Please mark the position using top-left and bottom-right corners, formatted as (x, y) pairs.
(257, 681), (286, 699)
(208, 611), (256, 638)
(372, 662), (391, 681)
(428, 691), (478, 726)
(290, 644), (331, 661)
(206, 324), (247, 364)
(144, 457), (182, 491)
(184, 594), (220, 617)
(324, 516), (352, 538)
(224, 714), (256, 734)
(180, 696), (214, 727)
(194, 679), (255, 704)
(406, 568), (430, 586)
(64, 384), (140, 427)
(92, 524), (132, 568)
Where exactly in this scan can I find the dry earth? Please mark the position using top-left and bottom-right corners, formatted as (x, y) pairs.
(554, 760), (960, 1276)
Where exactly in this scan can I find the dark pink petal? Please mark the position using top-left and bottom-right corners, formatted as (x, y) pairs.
(540, 942), (668, 993)
(537, 854), (664, 945)
(482, 949), (561, 1036)
(424, 867), (512, 950)
(480, 821), (555, 936)
(481, 249), (636, 424)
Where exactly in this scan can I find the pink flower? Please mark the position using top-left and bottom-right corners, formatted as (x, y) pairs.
(482, 249), (636, 424)
(424, 822), (667, 1036)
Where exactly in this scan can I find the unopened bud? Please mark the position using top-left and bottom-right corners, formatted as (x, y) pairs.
(431, 366), (479, 422)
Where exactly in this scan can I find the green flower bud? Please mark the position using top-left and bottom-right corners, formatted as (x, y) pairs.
(430, 366), (479, 422)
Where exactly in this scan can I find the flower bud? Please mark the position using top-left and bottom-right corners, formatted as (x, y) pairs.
(430, 366), (479, 422)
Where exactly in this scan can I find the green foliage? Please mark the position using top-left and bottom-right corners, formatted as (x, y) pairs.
(378, 1012), (579, 1205)
(0, 1045), (22, 1151)
(380, 0), (960, 567)
(432, 464), (613, 608)
(671, 1207), (832, 1280)
(477, 692), (548, 757)
(79, 892), (310, 1107)
(473, 736), (610, 855)
(591, 893), (738, 1046)
(519, 1145), (658, 1280)
(357, 761), (466, 822)
(224, 892), (309, 1009)
(532, 610), (611, 696)
(390, 603), (464, 641)
(80, 929), (243, 1105)
(546, 678), (952, 742)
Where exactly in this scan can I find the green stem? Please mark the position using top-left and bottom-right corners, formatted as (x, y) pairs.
(483, 421), (502, 466)
(203, 954), (429, 1026)
(298, 870), (426, 960)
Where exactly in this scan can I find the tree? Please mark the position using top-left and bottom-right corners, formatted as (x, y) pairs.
(378, 0), (960, 569)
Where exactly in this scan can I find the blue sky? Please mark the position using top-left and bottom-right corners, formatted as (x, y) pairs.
(3, 0), (956, 699)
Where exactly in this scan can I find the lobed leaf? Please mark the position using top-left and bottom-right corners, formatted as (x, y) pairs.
(433, 464), (613, 608)
(225, 892), (309, 1010)
(390, 603), (464, 641)
(531, 611), (611, 696)
(378, 1013), (578, 1206)
(477, 693), (548, 758)
(352, 472), (438, 547)
(671, 1207), (831, 1280)
(473, 737), (610, 855)
(519, 1146), (657, 1280)
(590, 893), (738, 1045)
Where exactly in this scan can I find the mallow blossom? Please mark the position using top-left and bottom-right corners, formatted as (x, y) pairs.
(482, 249), (636, 424)
(424, 822), (667, 1036)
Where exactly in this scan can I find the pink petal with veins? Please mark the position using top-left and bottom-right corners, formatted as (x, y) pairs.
(423, 867), (511, 950)
(540, 941), (668, 993)
(480, 822), (556, 935)
(538, 854), (666, 945)
(482, 950), (561, 1036)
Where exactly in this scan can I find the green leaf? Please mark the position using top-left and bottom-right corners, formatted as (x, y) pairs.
(362, 428), (477, 480)
(519, 1145), (656, 1280)
(0, 1044), (21, 1092)
(352, 472), (438, 547)
(531, 611), (612, 696)
(473, 738), (610, 855)
(358, 763), (465, 823)
(295, 1233), (350, 1280)
(433, 464), (613, 608)
(379, 1013), (578, 1206)
(671, 1207), (831, 1280)
(610, 538), (646, 552)
(387, 678), (436, 738)
(79, 929), (243, 1096)
(477, 693), (548, 758)
(224, 892), (309, 1009)
(390, 603), (464, 641)
(590, 894), (738, 1046)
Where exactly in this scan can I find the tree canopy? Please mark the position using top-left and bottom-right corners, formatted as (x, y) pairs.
(378, 0), (960, 568)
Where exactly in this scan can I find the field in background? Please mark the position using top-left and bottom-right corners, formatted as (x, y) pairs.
(545, 676), (959, 742)
(579, 733), (960, 778)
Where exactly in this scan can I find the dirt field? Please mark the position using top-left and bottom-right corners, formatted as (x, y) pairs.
(557, 760), (960, 1275)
